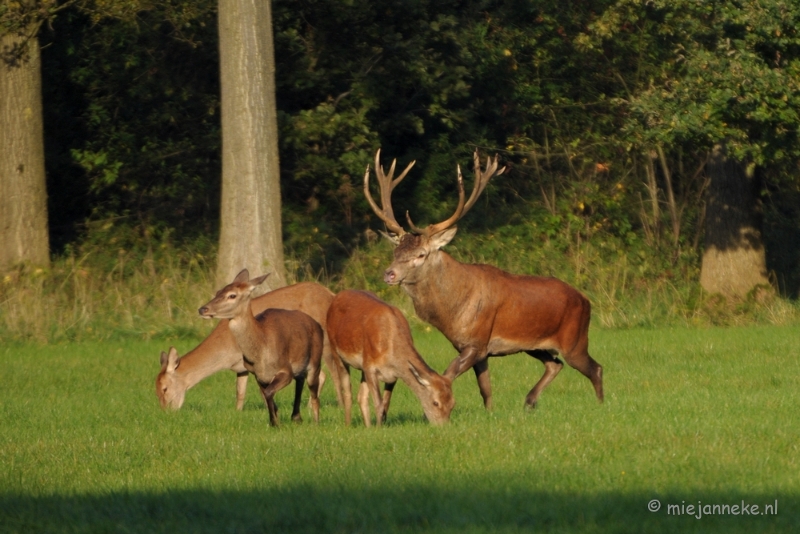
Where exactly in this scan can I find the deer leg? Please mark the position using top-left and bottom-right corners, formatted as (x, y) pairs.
(445, 347), (492, 410)
(562, 349), (604, 403)
(306, 367), (322, 424)
(235, 371), (248, 411)
(524, 350), (564, 409)
(258, 371), (293, 427)
(357, 374), (372, 428)
(291, 374), (305, 423)
(380, 382), (397, 424)
(321, 338), (344, 407)
(473, 359), (493, 411)
(444, 346), (482, 380)
(340, 365), (354, 426)
(364, 370), (385, 427)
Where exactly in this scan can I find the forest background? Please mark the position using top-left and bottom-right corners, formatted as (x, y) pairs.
(2, 0), (800, 342)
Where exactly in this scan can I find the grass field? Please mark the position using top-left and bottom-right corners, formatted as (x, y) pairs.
(1, 325), (798, 533)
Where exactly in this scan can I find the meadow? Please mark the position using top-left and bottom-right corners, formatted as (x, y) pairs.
(1, 324), (798, 533)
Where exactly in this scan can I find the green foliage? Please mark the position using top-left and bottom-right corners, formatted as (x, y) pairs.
(1, 327), (799, 531)
(26, 0), (800, 307)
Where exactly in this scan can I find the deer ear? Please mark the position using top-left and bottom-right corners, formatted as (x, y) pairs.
(250, 273), (270, 287)
(233, 269), (250, 284)
(162, 346), (179, 373)
(408, 362), (431, 387)
(428, 226), (458, 250)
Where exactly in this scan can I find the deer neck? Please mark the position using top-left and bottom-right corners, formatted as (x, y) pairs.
(402, 251), (469, 336)
(226, 309), (264, 362)
(174, 331), (240, 388)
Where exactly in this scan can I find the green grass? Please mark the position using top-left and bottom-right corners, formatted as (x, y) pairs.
(1, 325), (798, 533)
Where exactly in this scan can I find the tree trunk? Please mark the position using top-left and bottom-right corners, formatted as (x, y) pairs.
(215, 0), (285, 289)
(699, 142), (769, 299)
(0, 29), (50, 271)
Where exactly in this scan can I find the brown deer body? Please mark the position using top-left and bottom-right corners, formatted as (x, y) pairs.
(198, 270), (324, 426)
(365, 150), (603, 410)
(156, 282), (337, 410)
(326, 289), (455, 426)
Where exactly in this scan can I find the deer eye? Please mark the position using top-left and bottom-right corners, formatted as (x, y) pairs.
(227, 293), (237, 300)
(433, 401), (440, 407)
(417, 252), (425, 259)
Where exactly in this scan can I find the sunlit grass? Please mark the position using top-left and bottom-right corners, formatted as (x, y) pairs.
(1, 325), (798, 532)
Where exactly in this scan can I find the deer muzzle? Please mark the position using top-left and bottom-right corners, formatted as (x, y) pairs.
(384, 268), (398, 285)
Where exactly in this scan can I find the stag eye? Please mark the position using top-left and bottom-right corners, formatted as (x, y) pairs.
(228, 293), (237, 300)
(417, 252), (425, 259)
(433, 401), (440, 407)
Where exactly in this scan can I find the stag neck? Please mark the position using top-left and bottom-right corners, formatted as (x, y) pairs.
(401, 251), (469, 324)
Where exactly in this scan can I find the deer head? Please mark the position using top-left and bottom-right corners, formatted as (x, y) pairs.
(409, 361), (455, 425)
(198, 269), (269, 320)
(364, 149), (505, 286)
(156, 346), (184, 409)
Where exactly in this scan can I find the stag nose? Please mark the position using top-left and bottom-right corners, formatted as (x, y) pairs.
(383, 268), (396, 284)
(198, 306), (208, 316)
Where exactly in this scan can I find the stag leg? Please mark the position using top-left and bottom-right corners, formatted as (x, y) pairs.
(525, 350), (564, 409)
(445, 347), (493, 410)
(291, 374), (305, 423)
(562, 349), (604, 403)
(380, 382), (397, 424)
(444, 346), (482, 380)
(235, 371), (249, 411)
(473, 359), (493, 411)
(258, 371), (293, 427)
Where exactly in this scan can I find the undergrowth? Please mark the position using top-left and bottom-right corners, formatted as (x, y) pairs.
(1, 220), (797, 343)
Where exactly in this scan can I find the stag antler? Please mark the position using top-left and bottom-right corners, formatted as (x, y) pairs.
(408, 150), (506, 236)
(363, 149), (416, 237)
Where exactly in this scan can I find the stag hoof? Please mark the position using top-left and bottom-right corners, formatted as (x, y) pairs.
(524, 399), (538, 411)
(291, 413), (303, 423)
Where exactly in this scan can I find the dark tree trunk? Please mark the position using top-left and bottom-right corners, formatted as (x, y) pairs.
(700, 142), (770, 298)
(1, 28), (50, 271)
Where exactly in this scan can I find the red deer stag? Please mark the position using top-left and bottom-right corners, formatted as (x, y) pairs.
(327, 289), (455, 426)
(364, 149), (603, 410)
(156, 282), (338, 410)
(198, 270), (324, 426)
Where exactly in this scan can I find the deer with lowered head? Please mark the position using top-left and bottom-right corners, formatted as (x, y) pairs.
(198, 269), (324, 426)
(156, 281), (338, 411)
(364, 149), (604, 410)
(326, 289), (455, 427)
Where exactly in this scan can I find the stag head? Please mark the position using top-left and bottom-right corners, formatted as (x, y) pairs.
(364, 149), (505, 286)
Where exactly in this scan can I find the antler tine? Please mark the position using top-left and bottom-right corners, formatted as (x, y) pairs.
(363, 150), (413, 236)
(461, 150), (505, 215)
(422, 150), (504, 236)
(423, 164), (467, 236)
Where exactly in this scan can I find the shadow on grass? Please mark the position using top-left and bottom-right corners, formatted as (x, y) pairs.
(1, 488), (795, 534)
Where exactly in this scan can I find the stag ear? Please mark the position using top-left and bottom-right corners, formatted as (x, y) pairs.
(409, 362), (431, 387)
(428, 226), (458, 250)
(249, 273), (270, 288)
(162, 346), (179, 373)
(379, 230), (401, 246)
(233, 269), (250, 284)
